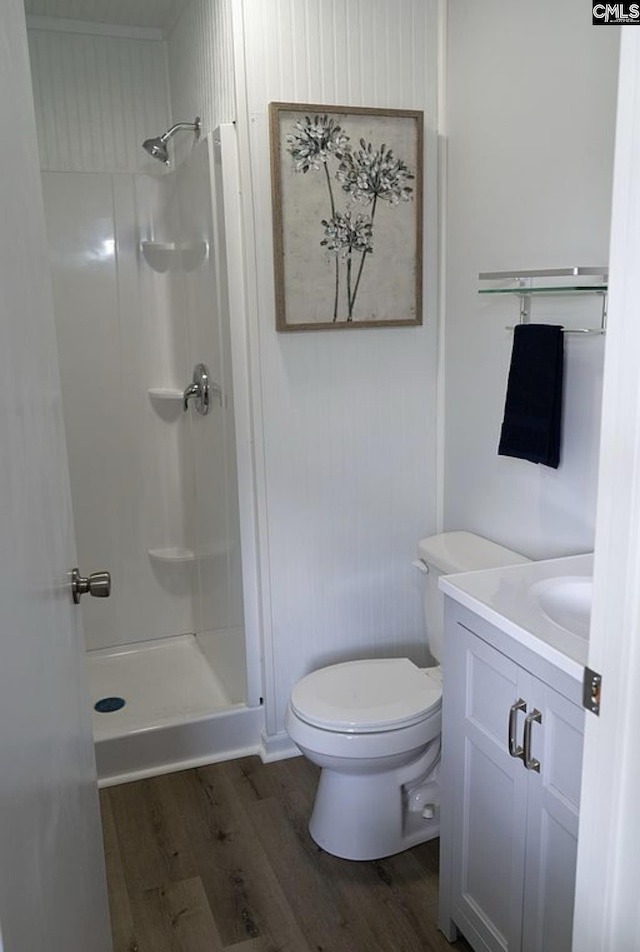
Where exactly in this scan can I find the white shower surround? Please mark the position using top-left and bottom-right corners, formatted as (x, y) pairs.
(29, 18), (264, 781)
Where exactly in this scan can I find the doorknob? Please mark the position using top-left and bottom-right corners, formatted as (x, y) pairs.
(71, 568), (111, 604)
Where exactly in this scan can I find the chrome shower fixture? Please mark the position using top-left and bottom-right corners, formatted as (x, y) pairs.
(142, 117), (201, 165)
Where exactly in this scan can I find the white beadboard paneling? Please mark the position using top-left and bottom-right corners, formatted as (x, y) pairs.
(167, 0), (235, 137)
(27, 27), (170, 172)
(24, 0), (188, 30)
(444, 0), (618, 560)
(241, 0), (431, 109)
(235, 0), (440, 733)
(26, 17), (165, 41)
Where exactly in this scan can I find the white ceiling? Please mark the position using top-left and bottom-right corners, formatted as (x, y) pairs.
(24, 0), (187, 30)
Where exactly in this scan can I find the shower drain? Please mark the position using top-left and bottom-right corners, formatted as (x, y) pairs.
(94, 696), (126, 713)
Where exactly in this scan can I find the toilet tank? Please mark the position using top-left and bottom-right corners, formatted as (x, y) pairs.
(417, 531), (529, 663)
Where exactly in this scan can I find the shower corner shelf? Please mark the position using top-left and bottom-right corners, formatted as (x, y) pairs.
(148, 542), (231, 565)
(140, 240), (208, 273)
(478, 266), (608, 332)
(148, 547), (196, 565)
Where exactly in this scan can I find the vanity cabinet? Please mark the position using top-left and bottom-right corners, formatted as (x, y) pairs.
(438, 601), (584, 952)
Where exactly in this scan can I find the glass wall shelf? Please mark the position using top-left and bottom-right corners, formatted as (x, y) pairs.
(478, 267), (608, 332)
(479, 284), (607, 296)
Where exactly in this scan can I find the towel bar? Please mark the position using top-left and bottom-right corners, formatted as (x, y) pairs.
(504, 325), (606, 335)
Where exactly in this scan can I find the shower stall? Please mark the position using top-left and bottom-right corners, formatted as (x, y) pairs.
(43, 127), (262, 785)
(29, 12), (263, 784)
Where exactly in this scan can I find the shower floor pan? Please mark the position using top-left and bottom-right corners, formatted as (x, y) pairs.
(87, 633), (263, 787)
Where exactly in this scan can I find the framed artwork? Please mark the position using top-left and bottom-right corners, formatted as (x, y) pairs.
(269, 102), (423, 331)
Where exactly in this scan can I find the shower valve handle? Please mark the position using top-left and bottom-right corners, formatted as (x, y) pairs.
(71, 568), (111, 604)
(183, 362), (211, 415)
(183, 362), (222, 415)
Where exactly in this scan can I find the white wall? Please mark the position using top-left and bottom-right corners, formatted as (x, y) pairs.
(167, 0), (235, 138)
(27, 26), (169, 173)
(233, 0), (441, 737)
(444, 1), (619, 560)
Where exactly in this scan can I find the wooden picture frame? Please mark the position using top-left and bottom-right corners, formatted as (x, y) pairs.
(269, 102), (423, 331)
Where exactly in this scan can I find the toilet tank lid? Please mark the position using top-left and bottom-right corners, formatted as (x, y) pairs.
(417, 531), (530, 575)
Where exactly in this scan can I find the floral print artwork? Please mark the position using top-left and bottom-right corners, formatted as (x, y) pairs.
(271, 105), (422, 330)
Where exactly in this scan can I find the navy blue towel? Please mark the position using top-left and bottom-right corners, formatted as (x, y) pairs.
(498, 323), (564, 469)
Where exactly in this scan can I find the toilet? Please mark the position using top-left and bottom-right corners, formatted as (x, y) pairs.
(285, 531), (529, 861)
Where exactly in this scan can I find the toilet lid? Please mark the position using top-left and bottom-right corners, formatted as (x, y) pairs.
(290, 658), (442, 733)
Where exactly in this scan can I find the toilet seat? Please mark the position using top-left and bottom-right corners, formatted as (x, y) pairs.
(290, 658), (442, 733)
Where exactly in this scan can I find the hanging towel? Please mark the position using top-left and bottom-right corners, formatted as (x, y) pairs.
(498, 323), (564, 469)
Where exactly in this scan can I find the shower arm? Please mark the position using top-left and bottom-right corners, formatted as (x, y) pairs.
(161, 119), (201, 144)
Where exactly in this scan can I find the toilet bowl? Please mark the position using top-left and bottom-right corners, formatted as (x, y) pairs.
(285, 658), (442, 861)
(286, 532), (529, 861)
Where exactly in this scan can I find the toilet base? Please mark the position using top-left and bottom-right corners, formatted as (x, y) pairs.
(308, 745), (440, 861)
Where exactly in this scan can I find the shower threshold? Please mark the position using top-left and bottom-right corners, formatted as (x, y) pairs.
(86, 633), (263, 787)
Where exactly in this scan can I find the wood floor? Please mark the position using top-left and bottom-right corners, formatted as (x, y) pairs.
(100, 755), (473, 952)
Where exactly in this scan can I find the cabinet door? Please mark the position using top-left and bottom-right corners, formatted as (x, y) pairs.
(448, 623), (530, 952)
(521, 684), (584, 952)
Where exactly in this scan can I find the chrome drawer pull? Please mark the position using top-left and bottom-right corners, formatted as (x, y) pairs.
(508, 699), (527, 759)
(523, 709), (542, 772)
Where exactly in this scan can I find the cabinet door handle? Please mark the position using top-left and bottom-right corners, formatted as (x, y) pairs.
(523, 709), (542, 772)
(508, 698), (527, 759)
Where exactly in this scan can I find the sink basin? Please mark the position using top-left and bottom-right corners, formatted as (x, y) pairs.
(530, 576), (592, 638)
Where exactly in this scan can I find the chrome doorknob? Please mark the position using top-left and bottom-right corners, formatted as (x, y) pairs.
(71, 568), (111, 604)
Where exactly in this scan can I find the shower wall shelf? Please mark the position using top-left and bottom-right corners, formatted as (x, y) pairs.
(479, 267), (608, 333)
(141, 240), (208, 273)
(148, 547), (197, 565)
(148, 542), (230, 565)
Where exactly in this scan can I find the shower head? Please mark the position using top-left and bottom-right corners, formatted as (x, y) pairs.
(142, 136), (170, 164)
(142, 117), (201, 166)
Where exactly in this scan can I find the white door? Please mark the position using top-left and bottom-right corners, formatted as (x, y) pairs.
(0, 2), (112, 950)
(573, 27), (640, 950)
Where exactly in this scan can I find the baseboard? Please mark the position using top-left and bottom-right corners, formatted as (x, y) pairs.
(258, 729), (301, 763)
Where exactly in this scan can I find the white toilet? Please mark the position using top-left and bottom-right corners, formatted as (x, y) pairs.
(285, 531), (529, 861)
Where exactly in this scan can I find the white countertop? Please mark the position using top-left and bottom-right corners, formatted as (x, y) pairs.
(439, 553), (593, 681)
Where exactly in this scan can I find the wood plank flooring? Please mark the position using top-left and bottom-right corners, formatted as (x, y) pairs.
(100, 755), (472, 952)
